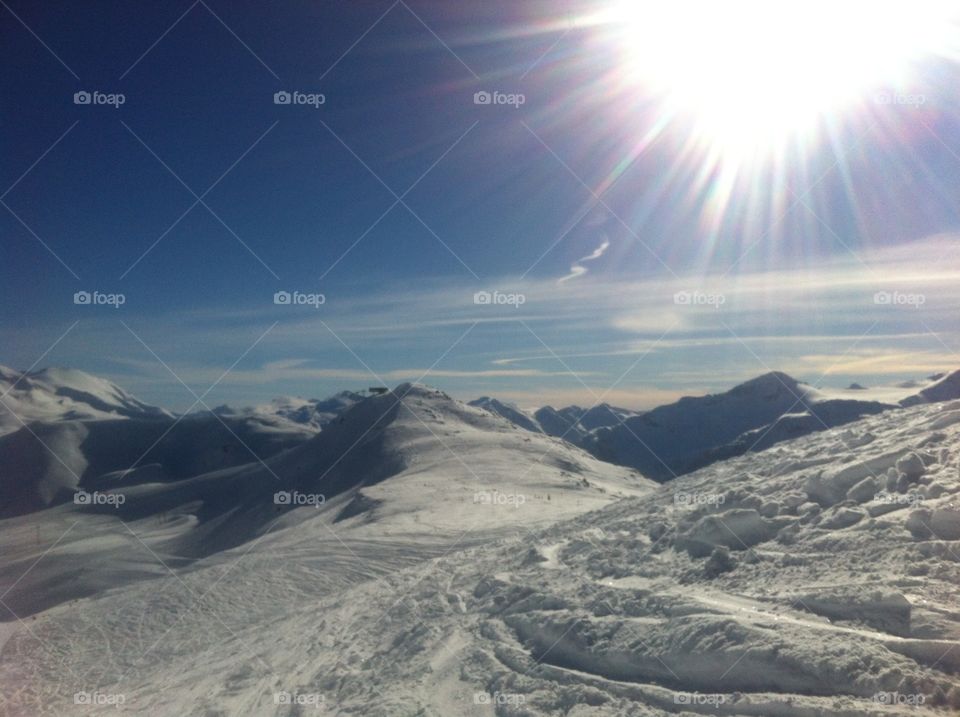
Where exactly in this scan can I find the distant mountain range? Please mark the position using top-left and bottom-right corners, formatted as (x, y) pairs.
(471, 370), (960, 481)
(2, 364), (959, 522)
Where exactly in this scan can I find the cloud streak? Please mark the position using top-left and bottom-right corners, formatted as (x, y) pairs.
(558, 235), (611, 283)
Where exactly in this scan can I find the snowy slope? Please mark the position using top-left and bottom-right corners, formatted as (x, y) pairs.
(0, 365), (170, 436)
(0, 410), (316, 518)
(0, 380), (366, 519)
(469, 398), (638, 442)
(901, 370), (960, 408)
(0, 383), (651, 624)
(3, 391), (960, 715)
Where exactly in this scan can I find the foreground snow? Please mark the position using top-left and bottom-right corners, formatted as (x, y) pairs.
(2, 388), (959, 714)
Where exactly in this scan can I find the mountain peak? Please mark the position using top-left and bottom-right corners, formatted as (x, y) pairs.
(0, 365), (169, 435)
(734, 371), (800, 392)
(900, 368), (960, 407)
(391, 383), (452, 401)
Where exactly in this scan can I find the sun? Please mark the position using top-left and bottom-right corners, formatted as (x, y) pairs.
(598, 0), (959, 164)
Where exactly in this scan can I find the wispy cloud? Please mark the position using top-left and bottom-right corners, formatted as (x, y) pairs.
(558, 234), (610, 282)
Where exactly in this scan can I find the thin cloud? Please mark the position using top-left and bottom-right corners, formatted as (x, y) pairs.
(559, 235), (610, 283)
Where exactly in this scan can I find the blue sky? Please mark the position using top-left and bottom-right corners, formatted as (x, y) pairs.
(3, 1), (960, 411)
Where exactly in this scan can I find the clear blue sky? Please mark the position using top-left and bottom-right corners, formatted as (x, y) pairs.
(3, 1), (959, 411)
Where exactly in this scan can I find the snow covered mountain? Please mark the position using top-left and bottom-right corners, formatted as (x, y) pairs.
(0, 378), (370, 519)
(468, 396), (543, 432)
(0, 410), (317, 519)
(472, 373), (960, 485)
(213, 390), (365, 431)
(535, 402), (640, 443)
(468, 396), (640, 443)
(576, 371), (960, 482)
(2, 386), (959, 715)
(0, 383), (651, 621)
(901, 370), (960, 408)
(0, 365), (170, 436)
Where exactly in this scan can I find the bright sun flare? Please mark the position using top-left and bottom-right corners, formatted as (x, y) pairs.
(601, 1), (959, 163)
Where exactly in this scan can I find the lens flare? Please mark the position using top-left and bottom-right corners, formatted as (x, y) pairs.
(598, 0), (959, 164)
